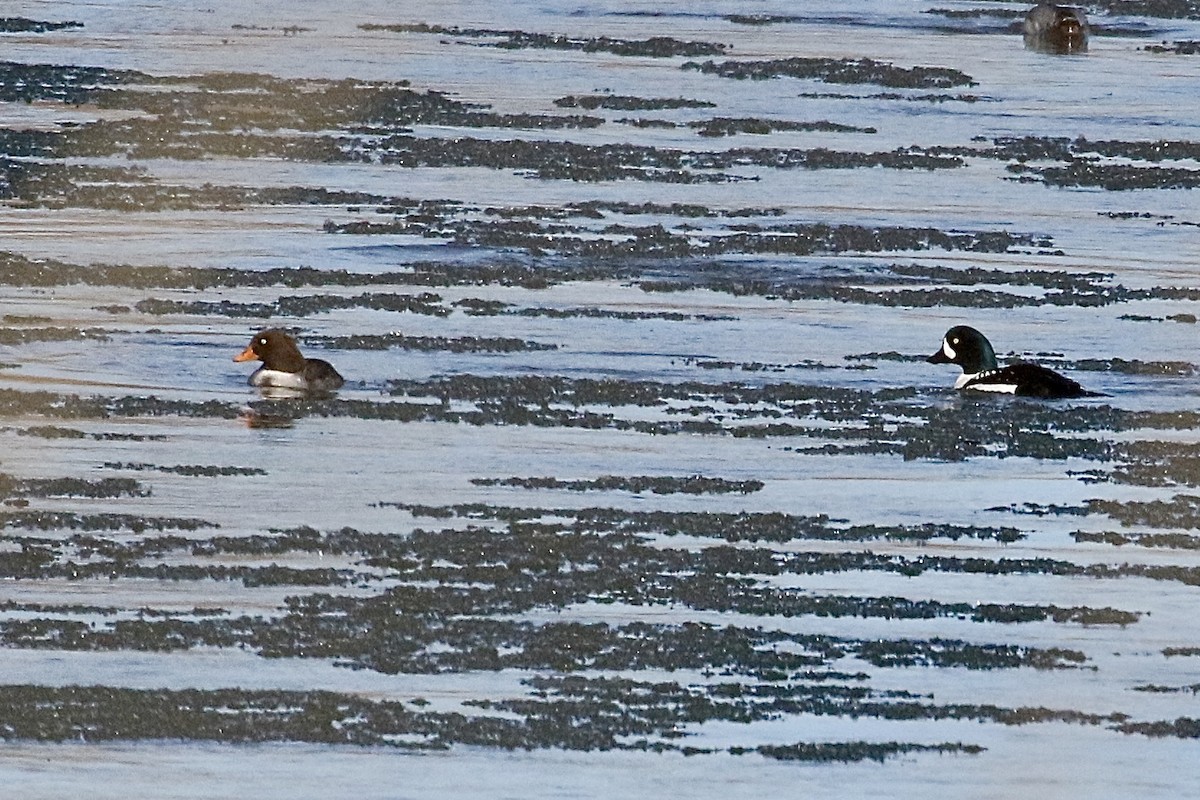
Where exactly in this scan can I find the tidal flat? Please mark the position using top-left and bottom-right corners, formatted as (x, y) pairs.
(1, 1), (1200, 797)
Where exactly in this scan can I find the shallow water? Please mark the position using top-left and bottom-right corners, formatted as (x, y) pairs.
(2, 0), (1200, 796)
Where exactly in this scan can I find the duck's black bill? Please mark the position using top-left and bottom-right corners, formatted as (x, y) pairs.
(927, 349), (951, 364)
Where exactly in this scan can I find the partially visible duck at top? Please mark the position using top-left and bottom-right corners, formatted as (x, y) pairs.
(1023, 2), (1089, 54)
(927, 325), (1100, 399)
(233, 328), (344, 394)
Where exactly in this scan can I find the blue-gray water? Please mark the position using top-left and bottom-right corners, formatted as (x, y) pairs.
(2, 1), (1200, 797)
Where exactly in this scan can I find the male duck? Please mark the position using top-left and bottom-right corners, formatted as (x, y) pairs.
(927, 325), (1098, 399)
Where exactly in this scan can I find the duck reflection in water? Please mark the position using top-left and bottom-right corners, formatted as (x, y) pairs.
(238, 409), (296, 429)
(1024, 2), (1089, 53)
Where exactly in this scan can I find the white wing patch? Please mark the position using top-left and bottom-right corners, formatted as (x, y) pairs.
(957, 369), (1017, 394)
(964, 381), (1018, 394)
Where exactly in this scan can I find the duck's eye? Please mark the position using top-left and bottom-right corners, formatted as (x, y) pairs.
(952, 338), (959, 345)
(258, 338), (267, 345)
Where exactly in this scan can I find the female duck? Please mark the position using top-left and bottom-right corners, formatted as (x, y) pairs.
(1023, 2), (1089, 53)
(233, 329), (344, 393)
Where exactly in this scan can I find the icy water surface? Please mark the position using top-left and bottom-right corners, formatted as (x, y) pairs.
(2, 0), (1200, 796)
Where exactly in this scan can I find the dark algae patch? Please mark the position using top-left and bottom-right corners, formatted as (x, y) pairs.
(0, 676), (1181, 754)
(134, 292), (452, 319)
(682, 57), (976, 89)
(0, 60), (980, 210)
(0, 18), (83, 33)
(0, 326), (109, 344)
(374, 373), (1131, 463)
(1142, 40), (1200, 53)
(384, 504), (1024, 543)
(0, 684), (982, 758)
(5, 504), (1135, 747)
(331, 217), (1046, 261)
(0, 474), (147, 500)
(688, 118), (877, 137)
(554, 95), (717, 111)
(101, 463), (267, 478)
(998, 136), (1200, 190)
(471, 475), (764, 495)
(11, 253), (1123, 303)
(360, 24), (729, 58)
(311, 332), (557, 353)
(1097, 0), (1200, 19)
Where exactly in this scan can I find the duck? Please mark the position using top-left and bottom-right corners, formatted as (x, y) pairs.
(927, 325), (1099, 399)
(1023, 2), (1089, 53)
(233, 329), (344, 393)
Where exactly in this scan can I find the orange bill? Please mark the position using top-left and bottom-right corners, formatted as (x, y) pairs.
(233, 344), (260, 363)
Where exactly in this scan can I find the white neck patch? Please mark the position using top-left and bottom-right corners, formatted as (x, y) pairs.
(250, 368), (307, 389)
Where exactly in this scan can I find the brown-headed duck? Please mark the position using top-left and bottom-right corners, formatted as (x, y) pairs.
(233, 329), (344, 393)
(1024, 2), (1089, 53)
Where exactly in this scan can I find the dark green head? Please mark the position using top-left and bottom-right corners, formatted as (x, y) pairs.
(927, 325), (999, 373)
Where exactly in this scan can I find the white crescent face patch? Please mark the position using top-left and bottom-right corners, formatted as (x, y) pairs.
(942, 338), (957, 360)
